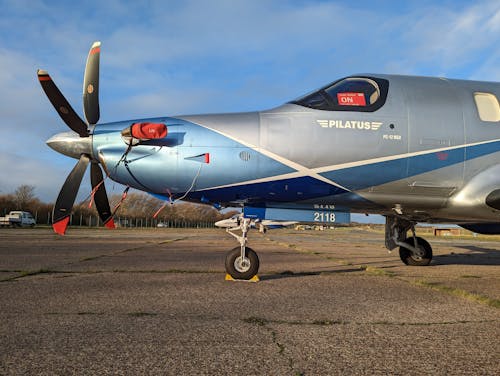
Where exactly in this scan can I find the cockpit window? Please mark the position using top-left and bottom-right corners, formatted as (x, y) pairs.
(326, 78), (380, 106)
(290, 76), (389, 112)
(296, 91), (331, 110)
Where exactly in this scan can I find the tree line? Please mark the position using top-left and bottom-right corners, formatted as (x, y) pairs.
(0, 185), (237, 224)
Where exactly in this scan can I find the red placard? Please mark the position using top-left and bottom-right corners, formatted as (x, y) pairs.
(337, 92), (366, 106)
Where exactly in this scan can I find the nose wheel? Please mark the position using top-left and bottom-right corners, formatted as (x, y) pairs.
(225, 247), (260, 280)
(224, 217), (260, 280)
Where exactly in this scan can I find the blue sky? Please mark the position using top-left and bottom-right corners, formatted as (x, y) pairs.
(0, 0), (499, 205)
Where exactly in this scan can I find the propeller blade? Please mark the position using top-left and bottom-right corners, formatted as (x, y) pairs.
(83, 41), (101, 125)
(90, 162), (115, 229)
(53, 154), (90, 235)
(37, 69), (89, 137)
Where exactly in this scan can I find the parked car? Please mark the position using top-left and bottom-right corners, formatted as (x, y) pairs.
(0, 211), (36, 228)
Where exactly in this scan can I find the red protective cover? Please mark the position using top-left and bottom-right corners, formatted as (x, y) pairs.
(337, 92), (366, 106)
(131, 123), (167, 139)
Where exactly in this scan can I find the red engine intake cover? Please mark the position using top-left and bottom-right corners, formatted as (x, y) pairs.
(131, 122), (167, 139)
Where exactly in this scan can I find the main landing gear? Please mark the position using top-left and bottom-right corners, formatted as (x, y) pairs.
(385, 216), (433, 266)
(224, 218), (260, 280)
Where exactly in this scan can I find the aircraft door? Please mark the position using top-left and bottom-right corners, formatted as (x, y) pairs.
(405, 78), (465, 195)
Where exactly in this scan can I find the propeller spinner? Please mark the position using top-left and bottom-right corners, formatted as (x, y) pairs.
(38, 41), (115, 235)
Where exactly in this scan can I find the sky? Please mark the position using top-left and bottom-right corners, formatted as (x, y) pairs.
(0, 0), (499, 207)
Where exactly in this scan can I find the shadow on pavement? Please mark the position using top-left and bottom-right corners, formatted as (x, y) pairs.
(434, 245), (500, 266)
(260, 267), (363, 281)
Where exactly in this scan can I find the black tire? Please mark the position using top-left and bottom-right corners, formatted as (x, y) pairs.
(225, 246), (259, 280)
(399, 236), (432, 266)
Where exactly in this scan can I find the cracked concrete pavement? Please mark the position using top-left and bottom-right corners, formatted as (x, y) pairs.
(0, 227), (499, 375)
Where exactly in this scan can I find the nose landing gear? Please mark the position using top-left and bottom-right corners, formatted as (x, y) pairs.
(224, 217), (260, 280)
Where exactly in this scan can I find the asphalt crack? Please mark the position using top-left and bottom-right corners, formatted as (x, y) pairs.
(0, 268), (223, 282)
(243, 316), (496, 328)
(243, 316), (303, 375)
(241, 314), (497, 376)
(79, 237), (187, 262)
(0, 268), (59, 282)
(0, 237), (188, 282)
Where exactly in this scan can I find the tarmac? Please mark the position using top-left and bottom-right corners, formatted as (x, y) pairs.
(0, 227), (499, 375)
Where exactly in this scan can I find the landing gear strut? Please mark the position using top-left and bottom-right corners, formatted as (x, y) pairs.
(224, 218), (260, 280)
(385, 216), (433, 266)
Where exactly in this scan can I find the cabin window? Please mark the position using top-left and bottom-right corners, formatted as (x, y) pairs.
(474, 92), (500, 122)
(290, 76), (388, 112)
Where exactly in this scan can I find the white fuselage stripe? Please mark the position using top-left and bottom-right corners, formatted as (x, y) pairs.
(186, 118), (500, 192)
(187, 120), (350, 191)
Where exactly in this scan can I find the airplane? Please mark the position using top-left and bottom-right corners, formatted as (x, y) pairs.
(39, 41), (500, 280)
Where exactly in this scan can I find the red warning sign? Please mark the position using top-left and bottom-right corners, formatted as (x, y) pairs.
(337, 92), (366, 106)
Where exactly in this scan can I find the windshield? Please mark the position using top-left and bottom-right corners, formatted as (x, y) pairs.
(290, 76), (389, 112)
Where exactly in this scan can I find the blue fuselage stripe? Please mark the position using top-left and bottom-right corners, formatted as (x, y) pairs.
(320, 141), (500, 191)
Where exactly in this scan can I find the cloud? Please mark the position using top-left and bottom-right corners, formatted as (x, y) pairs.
(0, 151), (80, 202)
(386, 1), (500, 77)
(470, 50), (500, 82)
(0, 0), (498, 204)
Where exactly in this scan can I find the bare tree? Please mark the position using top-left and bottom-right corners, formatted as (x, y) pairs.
(106, 191), (229, 222)
(1, 185), (238, 224)
(13, 185), (36, 210)
(0, 194), (15, 215)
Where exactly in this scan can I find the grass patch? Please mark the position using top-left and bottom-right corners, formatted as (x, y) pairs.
(460, 275), (481, 279)
(109, 269), (225, 274)
(77, 311), (104, 316)
(311, 319), (344, 326)
(127, 312), (158, 317)
(243, 316), (268, 326)
(80, 255), (103, 262)
(1, 268), (54, 282)
(371, 320), (490, 326)
(365, 266), (396, 277)
(19, 268), (53, 277)
(158, 237), (186, 245)
(413, 280), (500, 309)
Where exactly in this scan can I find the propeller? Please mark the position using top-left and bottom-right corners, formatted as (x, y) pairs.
(39, 41), (115, 235)
(83, 41), (100, 125)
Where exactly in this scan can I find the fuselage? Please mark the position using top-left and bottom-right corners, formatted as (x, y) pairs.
(51, 74), (500, 225)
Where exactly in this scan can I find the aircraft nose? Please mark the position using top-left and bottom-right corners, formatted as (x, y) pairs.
(46, 131), (92, 159)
